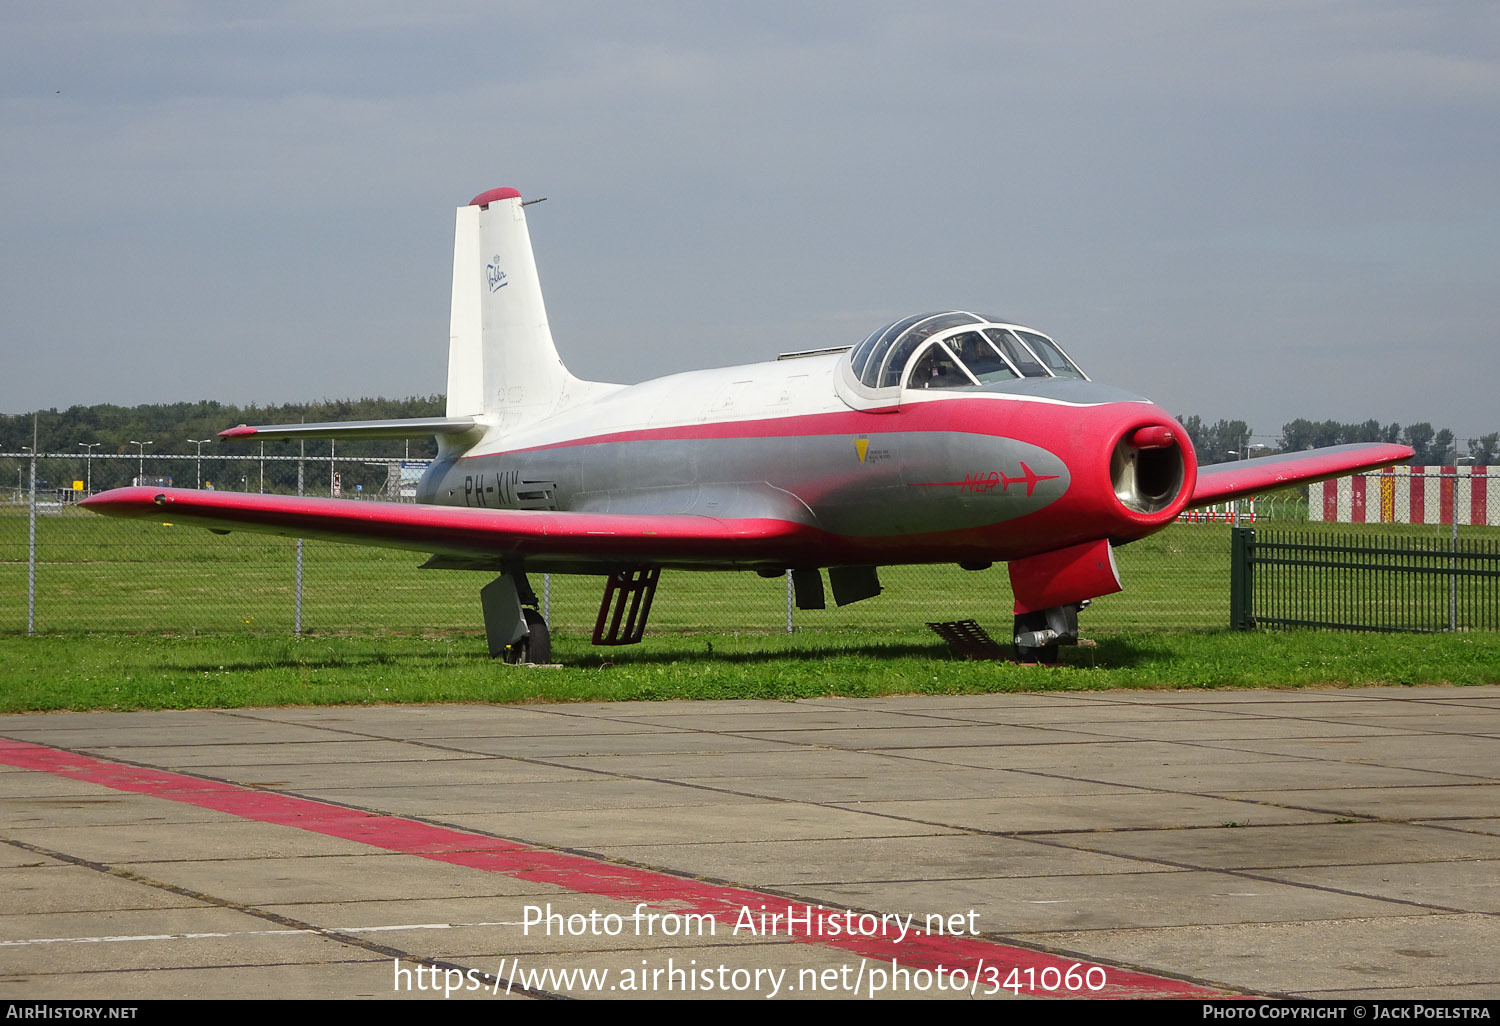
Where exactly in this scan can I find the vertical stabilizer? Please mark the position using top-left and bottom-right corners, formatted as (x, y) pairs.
(446, 188), (580, 428)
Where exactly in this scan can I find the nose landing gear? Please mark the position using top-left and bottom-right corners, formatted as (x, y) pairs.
(1012, 600), (1090, 664)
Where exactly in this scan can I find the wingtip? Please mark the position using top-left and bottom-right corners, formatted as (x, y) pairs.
(219, 425), (257, 439)
(76, 486), (140, 513)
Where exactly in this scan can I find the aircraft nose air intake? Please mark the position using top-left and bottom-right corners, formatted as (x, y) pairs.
(1111, 421), (1189, 515)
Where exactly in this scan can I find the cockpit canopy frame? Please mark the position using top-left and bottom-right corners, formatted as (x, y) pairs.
(845, 311), (1087, 395)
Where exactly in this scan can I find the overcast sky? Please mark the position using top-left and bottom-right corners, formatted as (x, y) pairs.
(3, 2), (1496, 441)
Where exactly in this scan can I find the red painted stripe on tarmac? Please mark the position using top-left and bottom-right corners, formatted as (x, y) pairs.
(0, 737), (1226, 998)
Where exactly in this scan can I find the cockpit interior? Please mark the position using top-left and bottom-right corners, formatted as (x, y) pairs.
(847, 311), (1087, 392)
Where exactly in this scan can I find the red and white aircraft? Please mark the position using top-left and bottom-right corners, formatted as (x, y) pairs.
(82, 187), (1412, 662)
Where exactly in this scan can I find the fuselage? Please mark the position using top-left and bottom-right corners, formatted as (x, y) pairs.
(417, 347), (1197, 573)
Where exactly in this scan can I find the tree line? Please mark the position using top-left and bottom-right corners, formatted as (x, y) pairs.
(1177, 416), (1498, 467)
(2, 397), (443, 495)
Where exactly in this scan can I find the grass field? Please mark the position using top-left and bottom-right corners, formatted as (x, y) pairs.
(4, 505), (1493, 636)
(2, 505), (1496, 711)
(3, 504), (1255, 635)
(1, 630), (1496, 713)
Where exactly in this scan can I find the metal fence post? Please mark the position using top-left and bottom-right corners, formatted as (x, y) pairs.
(295, 443), (304, 635)
(785, 570), (795, 633)
(26, 441), (36, 636)
(1449, 470), (1459, 632)
(1229, 526), (1255, 630)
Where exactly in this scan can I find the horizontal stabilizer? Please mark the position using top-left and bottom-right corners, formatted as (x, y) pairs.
(219, 417), (480, 441)
(1189, 443), (1413, 508)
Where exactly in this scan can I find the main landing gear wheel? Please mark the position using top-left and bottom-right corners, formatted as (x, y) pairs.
(504, 608), (551, 665)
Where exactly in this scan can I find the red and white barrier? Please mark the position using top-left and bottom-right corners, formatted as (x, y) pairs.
(1308, 466), (1499, 526)
(1178, 505), (1255, 524)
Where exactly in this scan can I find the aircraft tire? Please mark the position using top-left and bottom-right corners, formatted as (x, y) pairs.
(1014, 641), (1059, 665)
(505, 608), (551, 665)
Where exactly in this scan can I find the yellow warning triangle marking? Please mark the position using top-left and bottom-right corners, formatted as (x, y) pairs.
(854, 439), (869, 463)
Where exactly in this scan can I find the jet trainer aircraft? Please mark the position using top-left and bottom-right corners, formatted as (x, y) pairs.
(82, 187), (1412, 662)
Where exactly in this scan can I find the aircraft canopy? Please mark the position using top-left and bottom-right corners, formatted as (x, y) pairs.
(847, 311), (1086, 391)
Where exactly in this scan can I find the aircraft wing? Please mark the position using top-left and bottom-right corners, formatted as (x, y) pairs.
(1188, 443), (1414, 508)
(78, 487), (811, 569)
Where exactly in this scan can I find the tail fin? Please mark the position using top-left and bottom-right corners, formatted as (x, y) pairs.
(445, 187), (581, 428)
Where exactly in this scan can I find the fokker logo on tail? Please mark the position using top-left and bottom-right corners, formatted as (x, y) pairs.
(487, 256), (507, 292)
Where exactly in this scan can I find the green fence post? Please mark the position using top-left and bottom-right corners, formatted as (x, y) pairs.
(1230, 526), (1255, 630)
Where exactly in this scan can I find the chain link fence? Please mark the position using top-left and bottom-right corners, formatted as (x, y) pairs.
(4, 453), (1494, 640)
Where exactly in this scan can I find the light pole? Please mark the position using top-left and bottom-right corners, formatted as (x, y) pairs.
(21, 444), (36, 499)
(188, 438), (212, 489)
(78, 442), (100, 495)
(1226, 442), (1269, 461)
(1225, 443), (1269, 522)
(128, 440), (153, 485)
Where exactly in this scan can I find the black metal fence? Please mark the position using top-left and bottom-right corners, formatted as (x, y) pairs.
(1231, 527), (1500, 633)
